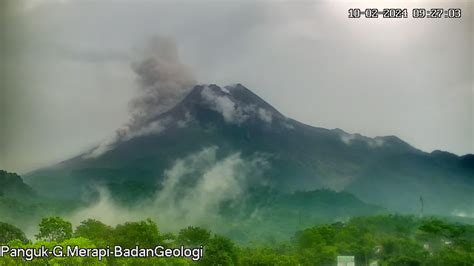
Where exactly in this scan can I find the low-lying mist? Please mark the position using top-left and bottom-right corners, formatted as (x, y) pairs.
(68, 146), (269, 232)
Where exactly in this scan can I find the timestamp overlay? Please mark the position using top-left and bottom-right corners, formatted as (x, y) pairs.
(348, 8), (462, 19)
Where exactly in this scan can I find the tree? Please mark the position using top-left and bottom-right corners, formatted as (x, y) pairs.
(177, 226), (211, 247)
(427, 246), (474, 265)
(35, 216), (73, 242)
(113, 219), (162, 248)
(199, 235), (239, 266)
(0, 222), (28, 244)
(240, 247), (299, 266)
(385, 255), (422, 266)
(419, 219), (447, 235)
(75, 219), (113, 245)
(379, 237), (427, 265)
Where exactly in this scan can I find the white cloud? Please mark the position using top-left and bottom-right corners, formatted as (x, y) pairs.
(339, 132), (385, 148)
(340, 133), (356, 145)
(368, 138), (385, 148)
(201, 86), (275, 125)
(70, 146), (269, 231)
(201, 86), (248, 124)
(177, 112), (193, 128)
(68, 188), (138, 226)
(258, 108), (273, 123)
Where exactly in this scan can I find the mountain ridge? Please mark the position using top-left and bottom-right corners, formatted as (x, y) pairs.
(25, 84), (473, 216)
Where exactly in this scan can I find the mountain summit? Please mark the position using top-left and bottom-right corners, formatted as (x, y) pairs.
(26, 84), (473, 215)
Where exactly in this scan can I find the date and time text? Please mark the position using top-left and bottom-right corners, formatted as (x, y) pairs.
(348, 8), (462, 19)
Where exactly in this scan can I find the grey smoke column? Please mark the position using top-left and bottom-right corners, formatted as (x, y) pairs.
(129, 36), (196, 129)
(83, 37), (197, 158)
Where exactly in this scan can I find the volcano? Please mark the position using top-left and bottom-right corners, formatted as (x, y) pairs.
(26, 84), (474, 215)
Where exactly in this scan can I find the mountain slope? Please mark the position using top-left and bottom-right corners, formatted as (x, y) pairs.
(25, 84), (474, 215)
(0, 170), (36, 200)
(0, 170), (79, 228)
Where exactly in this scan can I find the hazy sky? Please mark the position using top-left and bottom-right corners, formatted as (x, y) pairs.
(1, 0), (473, 173)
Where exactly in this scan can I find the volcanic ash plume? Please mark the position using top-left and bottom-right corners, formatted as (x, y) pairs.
(129, 36), (196, 129)
(83, 37), (196, 159)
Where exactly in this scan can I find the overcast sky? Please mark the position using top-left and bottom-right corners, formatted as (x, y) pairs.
(1, 0), (473, 173)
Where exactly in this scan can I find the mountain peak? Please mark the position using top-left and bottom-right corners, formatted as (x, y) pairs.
(172, 84), (285, 125)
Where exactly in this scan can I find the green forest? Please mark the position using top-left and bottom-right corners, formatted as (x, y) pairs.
(0, 215), (473, 265)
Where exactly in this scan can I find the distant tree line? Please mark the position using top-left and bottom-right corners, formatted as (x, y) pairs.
(0, 215), (473, 265)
